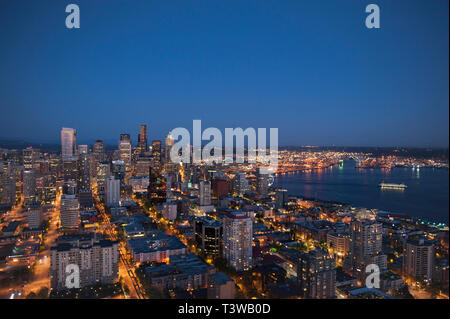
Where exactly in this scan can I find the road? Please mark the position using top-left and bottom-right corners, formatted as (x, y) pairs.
(93, 190), (145, 299)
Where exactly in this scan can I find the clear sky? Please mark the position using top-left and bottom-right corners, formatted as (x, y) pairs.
(0, 0), (448, 147)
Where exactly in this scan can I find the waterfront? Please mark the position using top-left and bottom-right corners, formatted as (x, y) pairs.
(274, 160), (449, 224)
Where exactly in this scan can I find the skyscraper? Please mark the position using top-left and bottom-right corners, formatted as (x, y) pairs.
(0, 161), (16, 205)
(60, 193), (79, 229)
(27, 202), (42, 229)
(22, 147), (40, 171)
(165, 134), (175, 164)
(275, 188), (288, 209)
(61, 127), (77, 160)
(118, 134), (132, 172)
(223, 211), (253, 271)
(50, 234), (119, 290)
(347, 218), (387, 281)
(256, 167), (269, 199)
(199, 180), (212, 206)
(195, 216), (222, 256)
(403, 237), (435, 281)
(23, 170), (36, 206)
(151, 140), (162, 171)
(93, 140), (105, 162)
(137, 124), (148, 155)
(232, 172), (249, 196)
(77, 153), (91, 191)
(106, 176), (120, 207)
(297, 249), (336, 299)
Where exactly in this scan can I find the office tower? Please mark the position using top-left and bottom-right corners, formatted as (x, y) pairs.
(256, 167), (269, 198)
(222, 211), (253, 271)
(77, 153), (91, 191)
(27, 202), (42, 229)
(403, 237), (435, 281)
(0, 162), (16, 205)
(275, 188), (288, 209)
(147, 167), (166, 205)
(62, 158), (78, 182)
(195, 216), (222, 256)
(35, 173), (57, 204)
(77, 144), (89, 155)
(79, 189), (94, 210)
(23, 170), (36, 205)
(212, 178), (231, 198)
(105, 176), (120, 207)
(164, 134), (175, 164)
(134, 156), (151, 177)
(96, 161), (110, 199)
(347, 219), (386, 280)
(199, 180), (212, 206)
(50, 234), (119, 290)
(62, 180), (77, 196)
(151, 140), (162, 171)
(93, 140), (105, 162)
(298, 249), (336, 299)
(112, 160), (126, 181)
(22, 147), (40, 171)
(61, 127), (77, 160)
(232, 172), (249, 196)
(137, 124), (148, 155)
(60, 194), (79, 229)
(118, 135), (132, 172)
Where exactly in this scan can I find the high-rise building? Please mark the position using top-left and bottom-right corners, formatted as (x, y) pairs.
(212, 178), (231, 199)
(232, 172), (249, 196)
(222, 211), (252, 271)
(60, 194), (79, 229)
(111, 160), (126, 181)
(256, 167), (269, 198)
(403, 237), (435, 281)
(137, 124), (148, 155)
(0, 161), (16, 205)
(165, 134), (175, 164)
(195, 216), (222, 256)
(151, 140), (162, 171)
(105, 176), (120, 207)
(96, 161), (110, 197)
(62, 158), (79, 182)
(27, 202), (42, 229)
(118, 135), (132, 172)
(199, 180), (212, 206)
(50, 234), (119, 290)
(23, 170), (36, 206)
(347, 219), (386, 281)
(22, 147), (40, 171)
(297, 249), (336, 299)
(147, 167), (166, 205)
(93, 140), (105, 162)
(77, 144), (89, 155)
(134, 156), (151, 177)
(77, 153), (91, 191)
(275, 188), (288, 209)
(61, 127), (77, 160)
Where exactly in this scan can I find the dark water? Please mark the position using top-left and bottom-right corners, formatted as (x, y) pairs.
(274, 160), (449, 224)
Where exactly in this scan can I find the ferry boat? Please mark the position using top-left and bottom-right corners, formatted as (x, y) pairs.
(379, 182), (407, 190)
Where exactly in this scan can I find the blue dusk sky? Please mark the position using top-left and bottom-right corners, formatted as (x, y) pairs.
(0, 0), (448, 147)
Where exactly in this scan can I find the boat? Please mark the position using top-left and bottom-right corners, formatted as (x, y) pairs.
(379, 182), (407, 190)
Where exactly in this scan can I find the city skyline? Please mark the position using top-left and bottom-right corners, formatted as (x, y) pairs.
(0, 0), (449, 148)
